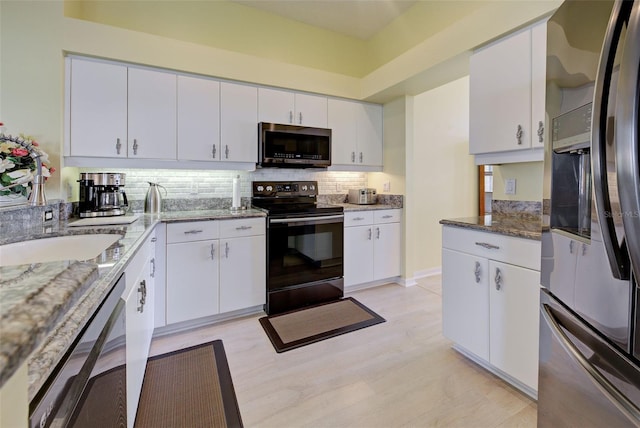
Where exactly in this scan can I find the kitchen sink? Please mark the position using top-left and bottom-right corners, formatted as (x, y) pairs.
(0, 234), (122, 267)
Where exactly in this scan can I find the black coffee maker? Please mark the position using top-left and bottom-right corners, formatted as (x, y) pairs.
(78, 172), (128, 218)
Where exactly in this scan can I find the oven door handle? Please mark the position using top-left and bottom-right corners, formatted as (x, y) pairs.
(270, 214), (344, 224)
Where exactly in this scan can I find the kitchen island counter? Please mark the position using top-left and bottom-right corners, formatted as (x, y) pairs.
(0, 208), (265, 396)
(440, 214), (542, 241)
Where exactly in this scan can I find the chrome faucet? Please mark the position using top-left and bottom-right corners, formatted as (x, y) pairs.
(0, 133), (47, 206)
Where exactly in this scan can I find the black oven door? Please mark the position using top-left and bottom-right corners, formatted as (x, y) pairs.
(266, 214), (344, 314)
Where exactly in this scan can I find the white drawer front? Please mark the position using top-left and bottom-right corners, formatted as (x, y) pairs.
(219, 218), (265, 238)
(167, 221), (219, 243)
(344, 211), (374, 227)
(374, 209), (401, 224)
(442, 226), (541, 271)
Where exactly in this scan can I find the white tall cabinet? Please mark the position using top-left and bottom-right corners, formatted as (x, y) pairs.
(220, 82), (258, 163)
(442, 225), (541, 395)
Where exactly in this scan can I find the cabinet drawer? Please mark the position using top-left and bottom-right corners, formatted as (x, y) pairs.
(442, 226), (541, 271)
(374, 209), (401, 224)
(344, 211), (374, 227)
(219, 218), (265, 238)
(167, 221), (219, 243)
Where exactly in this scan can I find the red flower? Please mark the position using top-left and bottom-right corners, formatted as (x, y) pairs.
(32, 141), (39, 146)
(11, 148), (28, 157)
(49, 167), (56, 174)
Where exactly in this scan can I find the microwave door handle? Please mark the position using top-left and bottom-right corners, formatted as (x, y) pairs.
(541, 304), (640, 424)
(591, 0), (631, 280)
(615, 1), (640, 280)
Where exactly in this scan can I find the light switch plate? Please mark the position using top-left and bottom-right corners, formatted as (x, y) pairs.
(504, 178), (516, 195)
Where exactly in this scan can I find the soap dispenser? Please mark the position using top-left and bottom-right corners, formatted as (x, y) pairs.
(144, 182), (166, 214)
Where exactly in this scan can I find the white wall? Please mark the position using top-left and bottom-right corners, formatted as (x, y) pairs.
(410, 76), (477, 275)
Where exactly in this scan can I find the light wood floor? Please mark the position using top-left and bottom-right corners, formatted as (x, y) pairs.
(149, 276), (537, 427)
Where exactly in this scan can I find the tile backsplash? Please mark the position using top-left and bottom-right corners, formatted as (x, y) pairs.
(77, 168), (368, 201)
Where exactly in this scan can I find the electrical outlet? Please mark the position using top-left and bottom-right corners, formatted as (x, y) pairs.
(383, 181), (391, 192)
(504, 178), (517, 195)
(42, 209), (53, 222)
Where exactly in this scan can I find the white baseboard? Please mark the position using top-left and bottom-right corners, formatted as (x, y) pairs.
(413, 267), (442, 279)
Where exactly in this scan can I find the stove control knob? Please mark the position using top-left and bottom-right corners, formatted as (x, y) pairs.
(301, 185), (308, 191)
(257, 185), (264, 192)
(309, 184), (315, 191)
(266, 185), (273, 192)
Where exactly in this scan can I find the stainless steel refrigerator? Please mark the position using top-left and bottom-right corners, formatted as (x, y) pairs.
(539, 0), (640, 426)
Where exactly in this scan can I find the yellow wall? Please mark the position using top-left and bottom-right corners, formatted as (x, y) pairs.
(492, 161), (544, 202)
(411, 76), (477, 274)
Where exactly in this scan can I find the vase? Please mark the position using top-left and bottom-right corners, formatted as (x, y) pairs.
(0, 193), (28, 206)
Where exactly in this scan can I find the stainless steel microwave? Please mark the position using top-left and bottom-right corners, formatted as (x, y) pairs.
(258, 122), (331, 168)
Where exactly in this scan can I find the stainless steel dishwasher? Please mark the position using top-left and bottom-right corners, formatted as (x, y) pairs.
(30, 273), (127, 428)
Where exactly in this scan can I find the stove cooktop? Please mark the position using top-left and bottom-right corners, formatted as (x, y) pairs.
(251, 180), (343, 216)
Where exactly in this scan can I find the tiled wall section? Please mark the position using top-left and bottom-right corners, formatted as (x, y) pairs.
(77, 168), (368, 200)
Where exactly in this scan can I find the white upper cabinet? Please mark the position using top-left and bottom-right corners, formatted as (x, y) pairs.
(258, 87), (328, 128)
(177, 75), (220, 161)
(220, 82), (258, 163)
(328, 98), (383, 168)
(128, 68), (177, 159)
(469, 20), (546, 164)
(68, 58), (128, 157)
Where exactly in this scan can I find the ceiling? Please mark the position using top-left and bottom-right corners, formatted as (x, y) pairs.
(231, 0), (419, 40)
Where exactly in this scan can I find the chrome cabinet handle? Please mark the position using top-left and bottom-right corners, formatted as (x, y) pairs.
(236, 225), (252, 231)
(582, 243), (588, 256)
(475, 242), (499, 250)
(151, 237), (157, 243)
(537, 121), (544, 143)
(150, 258), (156, 278)
(212, 144), (217, 159)
(116, 138), (122, 155)
(210, 243), (215, 260)
(225, 144), (229, 159)
(368, 228), (372, 240)
(299, 112), (303, 124)
(133, 139), (139, 155)
(289, 111), (293, 123)
(494, 267), (502, 290)
(382, 215), (393, 219)
(137, 279), (147, 312)
(351, 152), (355, 163)
(184, 229), (203, 234)
(353, 216), (365, 221)
(569, 241), (575, 254)
(225, 242), (230, 258)
(474, 261), (481, 283)
(516, 125), (523, 145)
(359, 152), (363, 163)
(376, 227), (380, 239)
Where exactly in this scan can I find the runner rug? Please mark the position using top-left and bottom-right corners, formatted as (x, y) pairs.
(135, 340), (242, 428)
(259, 297), (386, 353)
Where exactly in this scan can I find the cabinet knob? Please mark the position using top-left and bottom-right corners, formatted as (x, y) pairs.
(289, 111), (294, 123)
(225, 242), (230, 258)
(537, 121), (544, 143)
(516, 125), (523, 145)
(116, 138), (122, 155)
(212, 144), (217, 159)
(351, 152), (356, 163)
(368, 228), (372, 240)
(299, 112), (303, 124)
(376, 227), (380, 239)
(225, 144), (229, 159)
(494, 267), (502, 290)
(133, 139), (139, 155)
(359, 152), (363, 163)
(210, 244), (216, 260)
(569, 241), (575, 254)
(474, 261), (481, 283)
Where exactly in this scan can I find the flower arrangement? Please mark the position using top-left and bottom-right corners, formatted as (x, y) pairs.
(0, 124), (55, 198)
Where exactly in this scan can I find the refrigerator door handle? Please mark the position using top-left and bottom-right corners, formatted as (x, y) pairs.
(591, 0), (631, 280)
(615, 1), (640, 280)
(541, 304), (640, 424)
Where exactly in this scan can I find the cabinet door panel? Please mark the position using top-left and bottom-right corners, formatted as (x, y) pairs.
(258, 87), (294, 124)
(531, 21), (547, 148)
(442, 248), (490, 361)
(177, 75), (220, 161)
(344, 225), (374, 286)
(373, 222), (401, 280)
(128, 68), (177, 159)
(489, 260), (540, 390)
(469, 28), (532, 154)
(220, 82), (258, 162)
(328, 98), (358, 165)
(356, 103), (383, 166)
(69, 59), (127, 157)
(166, 240), (219, 324)
(219, 235), (266, 313)
(295, 93), (328, 127)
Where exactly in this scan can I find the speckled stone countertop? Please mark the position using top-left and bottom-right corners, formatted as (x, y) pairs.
(0, 208), (266, 398)
(439, 214), (542, 240)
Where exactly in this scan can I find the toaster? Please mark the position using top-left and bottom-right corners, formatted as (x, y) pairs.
(348, 188), (377, 205)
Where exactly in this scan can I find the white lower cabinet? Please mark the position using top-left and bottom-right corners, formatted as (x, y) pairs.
(344, 209), (401, 287)
(124, 231), (155, 427)
(442, 225), (541, 394)
(165, 218), (265, 325)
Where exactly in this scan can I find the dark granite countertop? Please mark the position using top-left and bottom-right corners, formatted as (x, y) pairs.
(0, 209), (265, 396)
(439, 214), (542, 241)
